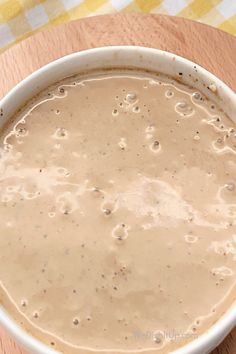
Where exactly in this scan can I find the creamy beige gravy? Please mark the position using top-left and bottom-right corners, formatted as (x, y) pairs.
(0, 71), (236, 354)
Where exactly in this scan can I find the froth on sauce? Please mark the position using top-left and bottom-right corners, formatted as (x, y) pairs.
(0, 70), (236, 354)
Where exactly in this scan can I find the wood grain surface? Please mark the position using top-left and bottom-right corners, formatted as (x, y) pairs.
(0, 13), (235, 354)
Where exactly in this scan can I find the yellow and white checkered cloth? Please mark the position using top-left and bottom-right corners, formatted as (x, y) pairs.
(0, 0), (236, 53)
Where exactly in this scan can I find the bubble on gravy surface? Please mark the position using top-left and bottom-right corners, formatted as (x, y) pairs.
(0, 70), (236, 354)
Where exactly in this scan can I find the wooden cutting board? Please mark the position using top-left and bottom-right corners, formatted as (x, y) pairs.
(0, 13), (235, 354)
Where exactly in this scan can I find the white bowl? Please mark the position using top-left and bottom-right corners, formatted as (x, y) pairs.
(0, 46), (236, 354)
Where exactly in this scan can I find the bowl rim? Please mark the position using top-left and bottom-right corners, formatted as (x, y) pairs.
(0, 45), (235, 354)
